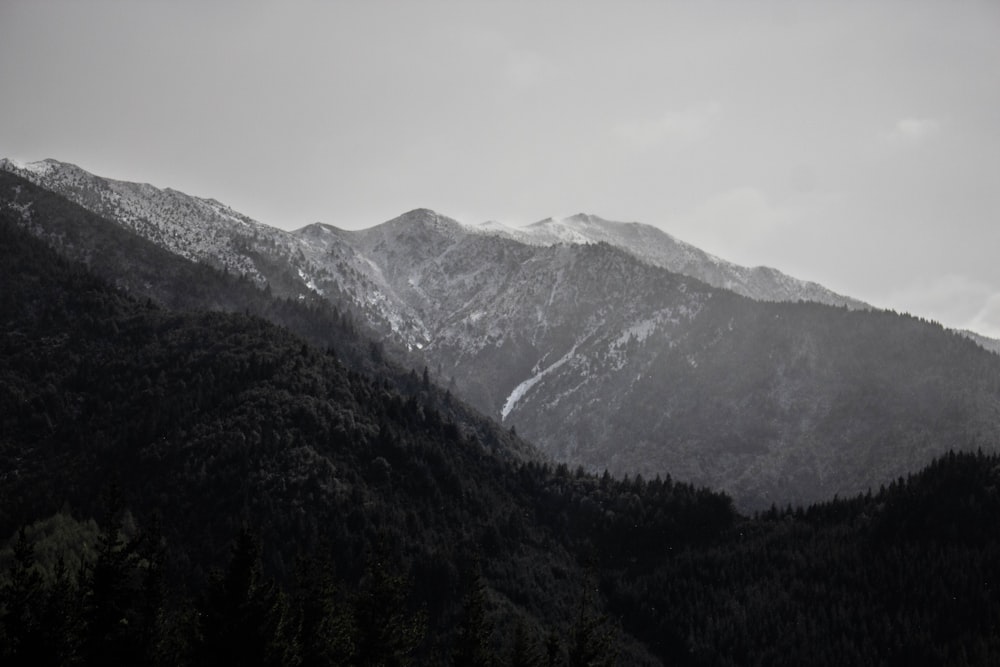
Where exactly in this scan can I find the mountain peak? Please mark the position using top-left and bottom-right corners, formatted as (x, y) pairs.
(350, 208), (467, 251)
(528, 217), (556, 227)
(383, 208), (464, 233)
(401, 207), (440, 219)
(566, 212), (603, 224)
(1, 157), (62, 177)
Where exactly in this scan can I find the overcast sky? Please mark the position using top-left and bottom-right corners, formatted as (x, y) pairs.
(2, 1), (999, 337)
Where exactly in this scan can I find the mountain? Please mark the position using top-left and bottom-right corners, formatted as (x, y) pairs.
(0, 212), (684, 664)
(0, 170), (536, 463)
(5, 159), (1000, 509)
(475, 213), (868, 309)
(0, 158), (455, 350)
(327, 213), (1000, 507)
(4, 213), (1000, 665)
(0, 158), (270, 277)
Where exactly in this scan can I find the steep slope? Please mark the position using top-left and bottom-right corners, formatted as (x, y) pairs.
(0, 158), (269, 277)
(0, 158), (419, 346)
(0, 171), (535, 462)
(476, 213), (868, 308)
(326, 214), (1000, 508)
(335, 216), (712, 417)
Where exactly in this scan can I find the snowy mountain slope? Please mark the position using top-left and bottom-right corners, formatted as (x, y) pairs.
(0, 158), (271, 278)
(475, 213), (868, 309)
(297, 210), (1000, 508)
(0, 158), (426, 346)
(332, 216), (713, 415)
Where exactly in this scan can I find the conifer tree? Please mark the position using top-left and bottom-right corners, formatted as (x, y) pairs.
(0, 527), (46, 666)
(82, 486), (145, 666)
(508, 618), (542, 667)
(294, 553), (354, 667)
(452, 563), (492, 666)
(566, 583), (617, 667)
(350, 545), (426, 667)
(194, 528), (298, 667)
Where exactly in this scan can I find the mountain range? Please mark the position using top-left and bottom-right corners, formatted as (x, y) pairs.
(477, 213), (868, 309)
(3, 158), (1000, 508)
(3, 159), (1000, 664)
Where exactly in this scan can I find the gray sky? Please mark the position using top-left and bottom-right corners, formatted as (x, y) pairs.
(2, 1), (999, 337)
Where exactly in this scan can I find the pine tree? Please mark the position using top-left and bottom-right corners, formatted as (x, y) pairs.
(350, 545), (426, 667)
(508, 618), (542, 667)
(81, 486), (145, 666)
(1, 527), (46, 666)
(452, 564), (492, 666)
(545, 630), (562, 667)
(294, 554), (354, 667)
(194, 528), (298, 667)
(566, 583), (617, 667)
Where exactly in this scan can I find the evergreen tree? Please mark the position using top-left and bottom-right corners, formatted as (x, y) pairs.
(545, 630), (562, 667)
(507, 618), (542, 667)
(350, 546), (426, 667)
(42, 555), (83, 666)
(81, 487), (146, 666)
(566, 584), (616, 667)
(194, 528), (298, 667)
(452, 563), (492, 666)
(293, 554), (354, 667)
(0, 527), (46, 666)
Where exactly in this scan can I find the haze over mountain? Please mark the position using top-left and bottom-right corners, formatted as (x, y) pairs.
(4, 159), (1000, 509)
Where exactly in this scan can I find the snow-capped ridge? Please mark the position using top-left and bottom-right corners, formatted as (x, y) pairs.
(0, 157), (58, 177)
(473, 210), (866, 310)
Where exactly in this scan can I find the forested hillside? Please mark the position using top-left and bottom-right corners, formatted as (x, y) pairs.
(3, 210), (1000, 665)
(0, 212), (719, 664)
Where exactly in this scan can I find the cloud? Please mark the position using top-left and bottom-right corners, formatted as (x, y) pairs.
(883, 117), (941, 145)
(669, 186), (800, 265)
(614, 102), (722, 148)
(883, 274), (1000, 337)
(965, 293), (1000, 340)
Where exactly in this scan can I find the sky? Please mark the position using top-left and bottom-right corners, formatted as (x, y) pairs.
(2, 1), (999, 338)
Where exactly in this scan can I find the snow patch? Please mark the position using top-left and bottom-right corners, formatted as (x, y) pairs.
(297, 268), (324, 295)
(502, 345), (578, 420)
(614, 317), (659, 346)
(6, 159), (55, 176)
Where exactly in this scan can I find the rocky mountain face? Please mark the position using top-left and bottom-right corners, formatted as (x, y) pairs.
(325, 212), (1000, 507)
(5, 158), (1000, 508)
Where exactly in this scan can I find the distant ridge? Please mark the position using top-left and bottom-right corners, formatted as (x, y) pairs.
(472, 212), (869, 309)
